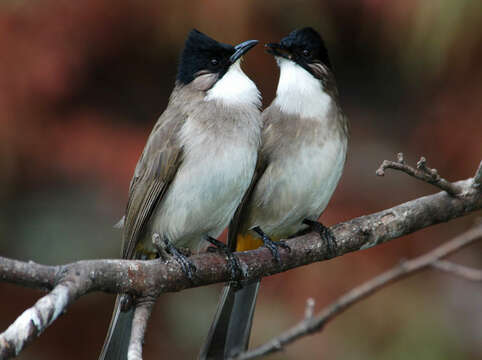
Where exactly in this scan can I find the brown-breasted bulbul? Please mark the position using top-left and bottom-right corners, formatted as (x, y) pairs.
(200, 27), (349, 359)
(99, 29), (262, 360)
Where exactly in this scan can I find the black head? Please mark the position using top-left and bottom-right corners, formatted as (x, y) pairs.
(177, 29), (258, 88)
(266, 27), (332, 77)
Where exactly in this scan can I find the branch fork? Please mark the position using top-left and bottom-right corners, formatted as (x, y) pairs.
(376, 152), (464, 196)
(232, 224), (482, 360)
(0, 155), (480, 359)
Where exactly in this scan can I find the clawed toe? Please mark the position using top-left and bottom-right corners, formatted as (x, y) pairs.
(158, 236), (197, 281)
(303, 219), (337, 257)
(276, 240), (291, 251)
(175, 252), (197, 280)
(252, 226), (290, 265)
(205, 236), (242, 280)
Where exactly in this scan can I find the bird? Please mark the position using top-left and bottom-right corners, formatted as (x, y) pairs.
(98, 29), (262, 360)
(199, 27), (349, 359)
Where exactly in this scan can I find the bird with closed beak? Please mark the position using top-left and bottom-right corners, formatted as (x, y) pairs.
(200, 27), (349, 359)
(99, 29), (262, 360)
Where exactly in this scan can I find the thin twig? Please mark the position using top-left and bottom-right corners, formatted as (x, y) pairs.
(0, 283), (81, 359)
(432, 260), (482, 282)
(473, 161), (482, 188)
(304, 298), (315, 320)
(0, 172), (480, 359)
(376, 153), (462, 196)
(232, 224), (482, 360)
(127, 300), (155, 360)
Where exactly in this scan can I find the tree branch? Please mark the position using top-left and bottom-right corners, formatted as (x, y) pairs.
(376, 153), (462, 196)
(127, 299), (155, 360)
(432, 260), (482, 282)
(473, 160), (482, 189)
(232, 224), (482, 360)
(0, 283), (82, 359)
(0, 159), (480, 359)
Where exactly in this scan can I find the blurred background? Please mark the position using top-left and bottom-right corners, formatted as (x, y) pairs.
(0, 0), (481, 359)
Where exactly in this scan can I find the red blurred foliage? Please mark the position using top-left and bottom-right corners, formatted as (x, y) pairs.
(0, 1), (481, 359)
(0, 1), (165, 195)
(413, 80), (482, 176)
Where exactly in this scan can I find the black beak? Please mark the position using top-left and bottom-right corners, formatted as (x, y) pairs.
(230, 40), (258, 63)
(265, 43), (293, 60)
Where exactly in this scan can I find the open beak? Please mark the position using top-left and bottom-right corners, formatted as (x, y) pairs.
(230, 40), (258, 63)
(265, 43), (293, 60)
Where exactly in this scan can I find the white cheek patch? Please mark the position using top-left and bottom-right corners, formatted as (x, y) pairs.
(205, 60), (261, 107)
(274, 58), (331, 119)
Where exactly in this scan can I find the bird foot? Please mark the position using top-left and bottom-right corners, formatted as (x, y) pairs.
(152, 233), (196, 281)
(302, 219), (337, 258)
(206, 236), (243, 280)
(152, 233), (169, 260)
(252, 226), (290, 264)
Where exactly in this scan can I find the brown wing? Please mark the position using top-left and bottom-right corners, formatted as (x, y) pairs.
(121, 113), (185, 259)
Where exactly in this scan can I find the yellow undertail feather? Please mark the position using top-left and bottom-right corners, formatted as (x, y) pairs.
(236, 233), (281, 252)
(134, 241), (158, 260)
(236, 234), (263, 251)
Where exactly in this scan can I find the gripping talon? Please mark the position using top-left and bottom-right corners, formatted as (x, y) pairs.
(152, 233), (169, 260)
(163, 237), (196, 281)
(252, 226), (290, 264)
(205, 236), (242, 280)
(303, 219), (337, 257)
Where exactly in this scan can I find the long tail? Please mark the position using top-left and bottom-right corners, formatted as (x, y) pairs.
(199, 280), (261, 359)
(98, 295), (135, 360)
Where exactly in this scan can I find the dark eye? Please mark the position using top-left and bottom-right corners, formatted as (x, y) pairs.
(210, 58), (219, 66)
(302, 49), (310, 57)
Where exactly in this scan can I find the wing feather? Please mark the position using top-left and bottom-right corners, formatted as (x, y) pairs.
(121, 114), (184, 259)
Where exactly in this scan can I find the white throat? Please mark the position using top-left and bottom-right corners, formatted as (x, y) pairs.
(205, 60), (261, 107)
(274, 58), (331, 118)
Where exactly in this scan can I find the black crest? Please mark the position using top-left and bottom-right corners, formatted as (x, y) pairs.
(280, 27), (331, 69)
(177, 29), (234, 85)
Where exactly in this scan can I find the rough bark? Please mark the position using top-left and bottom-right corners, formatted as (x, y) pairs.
(232, 224), (482, 359)
(0, 160), (480, 359)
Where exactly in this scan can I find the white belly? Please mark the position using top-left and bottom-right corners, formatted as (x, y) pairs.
(251, 136), (347, 238)
(150, 143), (257, 249)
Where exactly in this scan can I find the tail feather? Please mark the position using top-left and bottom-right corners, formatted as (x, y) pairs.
(98, 295), (135, 360)
(199, 280), (261, 359)
(199, 285), (237, 359)
(225, 281), (260, 357)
